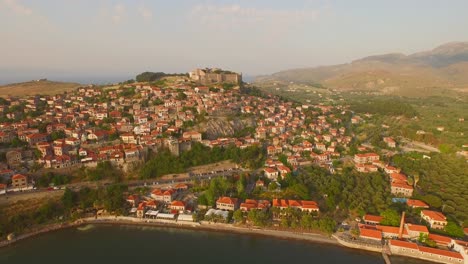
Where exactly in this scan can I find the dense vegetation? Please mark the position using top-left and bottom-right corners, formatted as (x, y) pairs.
(392, 153), (468, 226)
(140, 143), (266, 179)
(135, 72), (185, 82)
(351, 99), (418, 117)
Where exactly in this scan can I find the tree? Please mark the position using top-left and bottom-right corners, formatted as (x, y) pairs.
(50, 130), (66, 141)
(380, 209), (401, 227)
(136, 72), (167, 82)
(444, 222), (464, 238)
(62, 188), (75, 211)
(233, 209), (243, 223)
(422, 195), (442, 209)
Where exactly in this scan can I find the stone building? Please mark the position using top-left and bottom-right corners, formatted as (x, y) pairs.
(189, 68), (241, 85)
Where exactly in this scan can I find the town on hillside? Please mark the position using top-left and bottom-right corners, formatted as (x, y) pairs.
(0, 69), (466, 264)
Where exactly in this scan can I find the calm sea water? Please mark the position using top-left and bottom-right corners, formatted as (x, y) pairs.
(0, 225), (433, 264)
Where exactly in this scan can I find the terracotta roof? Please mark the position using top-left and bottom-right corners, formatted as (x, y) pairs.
(216, 197), (238, 205)
(428, 234), (451, 245)
(12, 174), (27, 180)
(288, 200), (302, 207)
(170, 200), (185, 207)
(376, 225), (408, 236)
(418, 246), (463, 259)
(391, 182), (413, 190)
(389, 240), (419, 250)
(406, 224), (429, 233)
(363, 214), (383, 223)
(422, 210), (446, 221)
(406, 199), (429, 208)
(359, 227), (382, 240)
(390, 173), (408, 183)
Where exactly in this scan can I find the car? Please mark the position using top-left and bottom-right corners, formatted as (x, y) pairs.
(47, 187), (54, 191)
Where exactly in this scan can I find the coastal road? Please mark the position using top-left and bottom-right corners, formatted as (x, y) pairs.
(0, 168), (244, 204)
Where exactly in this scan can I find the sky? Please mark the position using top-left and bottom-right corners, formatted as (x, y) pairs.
(1, 0), (468, 84)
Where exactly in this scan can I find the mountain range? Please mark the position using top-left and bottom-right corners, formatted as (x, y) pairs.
(255, 42), (468, 95)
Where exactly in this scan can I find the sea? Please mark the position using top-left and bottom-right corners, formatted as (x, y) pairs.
(0, 225), (434, 264)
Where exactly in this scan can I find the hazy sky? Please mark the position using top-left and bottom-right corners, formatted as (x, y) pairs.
(1, 0), (468, 83)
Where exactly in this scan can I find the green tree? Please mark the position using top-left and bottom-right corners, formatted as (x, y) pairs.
(233, 209), (244, 223)
(380, 209), (401, 227)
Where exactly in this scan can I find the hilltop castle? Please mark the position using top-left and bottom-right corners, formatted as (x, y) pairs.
(189, 68), (242, 85)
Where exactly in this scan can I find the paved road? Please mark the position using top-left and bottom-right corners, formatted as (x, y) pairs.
(0, 168), (245, 204)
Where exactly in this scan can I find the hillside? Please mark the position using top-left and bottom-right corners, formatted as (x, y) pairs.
(0, 80), (81, 97)
(255, 42), (468, 97)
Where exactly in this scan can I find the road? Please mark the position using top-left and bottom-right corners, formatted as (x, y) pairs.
(0, 168), (244, 204)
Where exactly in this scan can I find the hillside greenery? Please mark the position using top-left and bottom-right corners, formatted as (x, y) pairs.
(392, 153), (468, 226)
(140, 143), (266, 179)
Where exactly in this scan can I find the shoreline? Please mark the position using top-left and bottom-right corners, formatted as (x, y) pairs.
(0, 217), (340, 249)
(1, 217), (445, 263)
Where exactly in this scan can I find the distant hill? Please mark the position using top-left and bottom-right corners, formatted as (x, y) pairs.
(0, 80), (81, 97)
(255, 42), (468, 96)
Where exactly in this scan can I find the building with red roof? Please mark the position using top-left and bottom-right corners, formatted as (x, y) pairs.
(391, 182), (413, 197)
(406, 199), (429, 209)
(421, 210), (447, 230)
(363, 214), (383, 225)
(216, 197), (239, 211)
(169, 200), (186, 213)
(390, 239), (464, 263)
(359, 227), (382, 241)
(405, 223), (429, 239)
(11, 174), (28, 188)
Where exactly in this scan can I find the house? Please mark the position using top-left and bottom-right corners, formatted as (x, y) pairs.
(391, 182), (413, 197)
(405, 223), (429, 239)
(383, 137), (396, 148)
(421, 210), (447, 230)
(240, 199), (270, 211)
(25, 133), (48, 146)
(151, 188), (176, 203)
(6, 150), (22, 168)
(406, 199), (429, 209)
(126, 195), (139, 207)
(354, 153), (380, 164)
(277, 165), (291, 178)
(120, 133), (137, 144)
(169, 200), (186, 213)
(216, 197), (238, 211)
(182, 131), (202, 142)
(264, 167), (279, 180)
(384, 166), (401, 174)
(11, 174), (28, 188)
(363, 214), (383, 225)
(272, 199), (319, 212)
(0, 131), (13, 143)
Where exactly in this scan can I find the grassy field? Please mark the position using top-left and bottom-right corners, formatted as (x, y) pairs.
(0, 80), (81, 97)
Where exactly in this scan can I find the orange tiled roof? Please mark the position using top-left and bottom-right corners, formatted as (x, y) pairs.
(363, 214), (383, 223)
(406, 199), (429, 208)
(389, 240), (419, 250)
(428, 234), (451, 245)
(12, 174), (26, 180)
(418, 246), (463, 259)
(422, 210), (446, 221)
(406, 224), (428, 233)
(359, 227), (382, 239)
(216, 197), (238, 205)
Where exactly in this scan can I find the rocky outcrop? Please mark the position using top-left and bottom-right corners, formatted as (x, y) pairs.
(198, 117), (256, 140)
